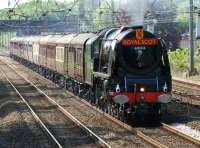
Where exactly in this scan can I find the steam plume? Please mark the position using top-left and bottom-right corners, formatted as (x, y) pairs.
(120, 0), (154, 26)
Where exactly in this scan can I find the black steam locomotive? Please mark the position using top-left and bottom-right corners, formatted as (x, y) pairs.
(10, 26), (172, 121)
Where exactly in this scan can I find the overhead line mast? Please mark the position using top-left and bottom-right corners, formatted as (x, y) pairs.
(189, 0), (195, 75)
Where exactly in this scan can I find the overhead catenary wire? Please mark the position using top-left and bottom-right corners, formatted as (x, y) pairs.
(2, 0), (194, 33)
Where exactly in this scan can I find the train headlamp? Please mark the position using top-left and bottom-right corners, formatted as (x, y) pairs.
(115, 84), (120, 93)
(140, 87), (145, 92)
(163, 82), (168, 92)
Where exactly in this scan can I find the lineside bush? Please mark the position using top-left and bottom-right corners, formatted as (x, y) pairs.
(169, 48), (200, 74)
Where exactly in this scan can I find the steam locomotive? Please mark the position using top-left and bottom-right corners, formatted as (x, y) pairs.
(10, 26), (172, 121)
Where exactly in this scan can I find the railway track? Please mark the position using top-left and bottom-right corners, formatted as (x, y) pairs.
(0, 73), (53, 147)
(134, 122), (200, 148)
(161, 123), (200, 145)
(0, 55), (155, 147)
(0, 57), (154, 147)
(1, 56), (200, 148)
(70, 93), (200, 147)
(172, 78), (200, 105)
(69, 92), (200, 147)
(0, 62), (110, 148)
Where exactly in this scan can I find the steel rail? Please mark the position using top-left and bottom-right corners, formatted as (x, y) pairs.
(4, 57), (168, 148)
(1, 60), (111, 148)
(172, 90), (200, 104)
(172, 79), (200, 104)
(65, 92), (168, 148)
(173, 78), (200, 94)
(73, 92), (200, 147)
(0, 69), (63, 148)
(161, 123), (200, 146)
(4, 54), (200, 148)
(173, 78), (200, 89)
(10, 62), (168, 148)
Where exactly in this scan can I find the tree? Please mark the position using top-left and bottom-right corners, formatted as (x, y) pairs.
(93, 1), (114, 31)
(150, 0), (181, 50)
(0, 0), (76, 21)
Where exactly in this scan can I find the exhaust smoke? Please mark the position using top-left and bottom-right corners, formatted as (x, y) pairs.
(120, 0), (154, 26)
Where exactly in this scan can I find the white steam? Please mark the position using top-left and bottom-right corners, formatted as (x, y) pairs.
(120, 0), (154, 26)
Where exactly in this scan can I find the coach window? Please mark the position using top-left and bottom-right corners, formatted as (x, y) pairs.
(69, 47), (74, 63)
(77, 49), (80, 65)
(29, 44), (32, 51)
(77, 48), (80, 65)
(56, 47), (63, 62)
(75, 48), (78, 65)
(78, 48), (82, 66)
